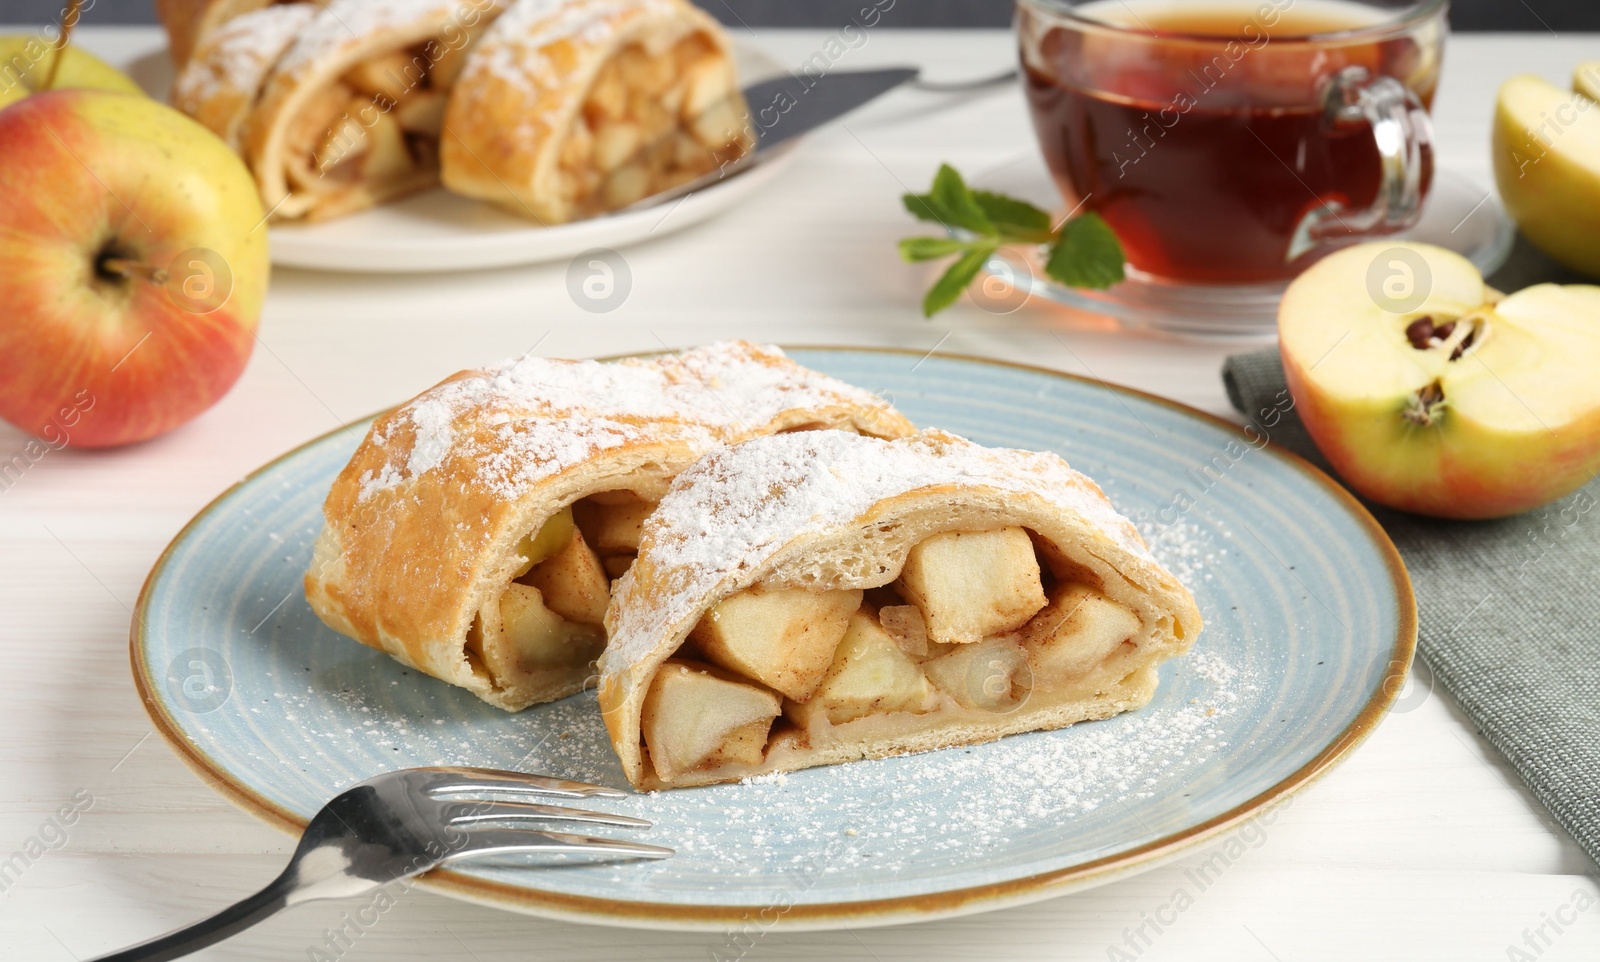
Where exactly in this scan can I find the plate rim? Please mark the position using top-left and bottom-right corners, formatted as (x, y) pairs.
(129, 345), (1417, 930)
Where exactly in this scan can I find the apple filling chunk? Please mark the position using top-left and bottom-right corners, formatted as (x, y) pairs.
(642, 660), (782, 779)
(1018, 583), (1142, 683)
(691, 586), (861, 700)
(558, 36), (750, 217)
(787, 611), (937, 726)
(284, 43), (448, 209)
(895, 527), (1047, 643)
(498, 582), (603, 668)
(520, 527), (610, 627)
(923, 637), (1030, 712)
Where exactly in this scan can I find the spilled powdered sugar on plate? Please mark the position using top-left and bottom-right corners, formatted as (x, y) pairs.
(239, 514), (1249, 887)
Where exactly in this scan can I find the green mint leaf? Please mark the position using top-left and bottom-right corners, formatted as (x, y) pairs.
(971, 190), (1052, 236)
(1045, 213), (1126, 290)
(928, 164), (993, 235)
(922, 247), (993, 317)
(902, 192), (949, 225)
(899, 236), (975, 262)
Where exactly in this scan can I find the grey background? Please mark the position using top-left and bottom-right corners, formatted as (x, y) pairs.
(1, 0), (1597, 30)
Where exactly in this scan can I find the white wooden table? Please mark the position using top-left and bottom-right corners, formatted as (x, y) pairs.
(2, 25), (1597, 961)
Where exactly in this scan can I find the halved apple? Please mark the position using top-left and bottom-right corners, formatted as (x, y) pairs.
(1280, 241), (1600, 518)
(789, 611), (936, 726)
(689, 586), (861, 700)
(641, 659), (781, 779)
(895, 527), (1047, 643)
(1492, 74), (1600, 277)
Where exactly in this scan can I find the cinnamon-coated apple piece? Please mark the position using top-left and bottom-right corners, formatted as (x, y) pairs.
(575, 498), (658, 553)
(878, 604), (929, 658)
(922, 636), (1029, 712)
(360, 110), (414, 181)
(393, 89), (446, 136)
(641, 660), (781, 779)
(690, 586), (861, 700)
(510, 507), (577, 578)
(1280, 241), (1600, 518)
(521, 528), (609, 626)
(1017, 583), (1141, 683)
(895, 527), (1047, 643)
(343, 51), (417, 101)
(499, 583), (602, 668)
(789, 611), (936, 726)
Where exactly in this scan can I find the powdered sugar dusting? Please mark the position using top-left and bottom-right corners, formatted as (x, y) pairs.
(172, 4), (317, 136)
(469, 0), (692, 122)
(354, 342), (903, 502)
(249, 646), (1253, 886)
(276, 0), (485, 80)
(604, 430), (1157, 673)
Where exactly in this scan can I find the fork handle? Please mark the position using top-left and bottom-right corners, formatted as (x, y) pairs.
(84, 872), (295, 962)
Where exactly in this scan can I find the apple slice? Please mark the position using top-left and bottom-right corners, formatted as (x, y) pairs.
(641, 660), (781, 779)
(689, 586), (861, 700)
(1017, 583), (1141, 683)
(511, 507), (577, 578)
(790, 611), (935, 726)
(878, 604), (929, 658)
(1280, 241), (1600, 518)
(1492, 74), (1600, 277)
(521, 528), (609, 627)
(394, 89), (447, 136)
(896, 527), (1047, 643)
(360, 110), (414, 181)
(343, 51), (417, 102)
(499, 583), (602, 668)
(922, 637), (1029, 712)
(575, 498), (658, 553)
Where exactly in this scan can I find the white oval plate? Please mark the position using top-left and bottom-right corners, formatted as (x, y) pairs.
(268, 41), (793, 273)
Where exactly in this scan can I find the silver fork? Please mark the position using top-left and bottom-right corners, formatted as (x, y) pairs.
(86, 767), (670, 962)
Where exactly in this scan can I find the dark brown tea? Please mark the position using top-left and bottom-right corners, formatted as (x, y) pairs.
(1019, 0), (1441, 283)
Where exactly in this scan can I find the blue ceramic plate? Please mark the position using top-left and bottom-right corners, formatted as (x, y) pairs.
(132, 348), (1414, 930)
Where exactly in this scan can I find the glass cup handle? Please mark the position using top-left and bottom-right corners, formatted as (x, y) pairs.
(1288, 66), (1435, 261)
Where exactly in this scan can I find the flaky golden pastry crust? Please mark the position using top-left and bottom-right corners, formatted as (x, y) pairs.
(441, 0), (753, 223)
(305, 342), (913, 712)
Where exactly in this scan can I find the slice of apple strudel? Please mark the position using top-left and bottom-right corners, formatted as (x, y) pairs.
(305, 342), (913, 712)
(173, 0), (507, 222)
(599, 430), (1203, 790)
(155, 0), (284, 69)
(441, 0), (754, 223)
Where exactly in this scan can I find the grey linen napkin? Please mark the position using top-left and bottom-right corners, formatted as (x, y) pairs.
(1223, 348), (1600, 867)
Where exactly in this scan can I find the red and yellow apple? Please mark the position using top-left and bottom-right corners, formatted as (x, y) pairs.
(1280, 241), (1600, 519)
(1492, 72), (1600, 278)
(0, 34), (143, 110)
(0, 90), (268, 448)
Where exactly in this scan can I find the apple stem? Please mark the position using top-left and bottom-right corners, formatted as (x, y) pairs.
(99, 257), (169, 285)
(42, 0), (84, 90)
